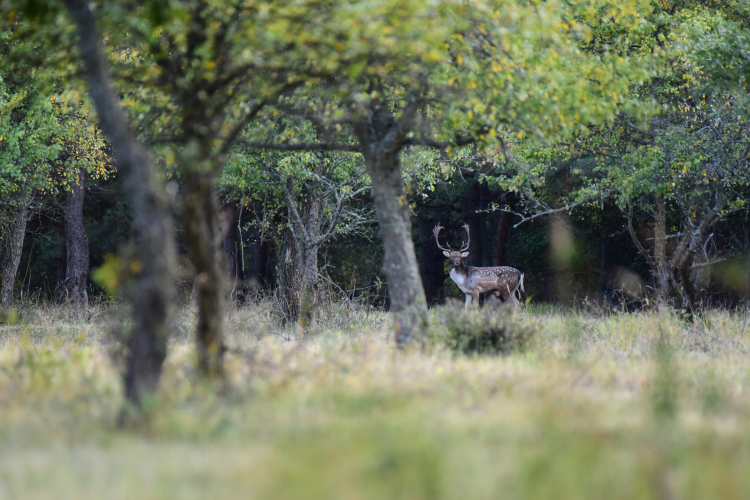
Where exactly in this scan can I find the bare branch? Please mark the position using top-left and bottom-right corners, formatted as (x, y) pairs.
(625, 203), (658, 272)
(511, 202), (580, 228)
(237, 140), (361, 152)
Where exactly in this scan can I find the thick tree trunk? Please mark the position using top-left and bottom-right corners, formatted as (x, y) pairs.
(65, 0), (177, 413)
(418, 217), (445, 305)
(363, 149), (428, 344)
(183, 167), (226, 376)
(299, 243), (318, 330)
(1, 190), (31, 308)
(654, 195), (671, 299)
(58, 167), (90, 307)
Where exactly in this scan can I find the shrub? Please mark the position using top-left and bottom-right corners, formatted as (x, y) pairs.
(435, 300), (536, 355)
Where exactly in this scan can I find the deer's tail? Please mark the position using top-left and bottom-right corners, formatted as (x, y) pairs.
(515, 272), (525, 302)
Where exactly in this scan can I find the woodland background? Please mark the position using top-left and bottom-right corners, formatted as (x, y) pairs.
(1, 0), (750, 408)
(2, 0), (749, 314)
(3, 3), (750, 498)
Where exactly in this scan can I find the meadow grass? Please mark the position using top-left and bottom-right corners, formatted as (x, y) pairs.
(1, 300), (750, 499)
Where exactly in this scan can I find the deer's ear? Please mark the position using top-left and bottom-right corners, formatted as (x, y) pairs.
(461, 251), (469, 258)
(443, 251), (451, 257)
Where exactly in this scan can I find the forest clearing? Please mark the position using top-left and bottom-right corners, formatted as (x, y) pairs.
(3, 0), (750, 497)
(2, 301), (750, 499)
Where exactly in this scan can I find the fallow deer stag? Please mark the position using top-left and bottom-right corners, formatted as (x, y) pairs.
(434, 222), (524, 313)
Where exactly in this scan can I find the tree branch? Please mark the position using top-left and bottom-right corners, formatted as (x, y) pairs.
(625, 202), (658, 272)
(237, 140), (361, 152)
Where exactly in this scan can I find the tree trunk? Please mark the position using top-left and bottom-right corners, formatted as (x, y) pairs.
(248, 232), (268, 290)
(279, 228), (301, 323)
(65, 0), (177, 413)
(654, 195), (671, 299)
(362, 148), (428, 344)
(418, 217), (445, 305)
(596, 237), (614, 296)
(183, 166), (226, 377)
(463, 182), (484, 267)
(492, 205), (514, 266)
(58, 167), (90, 307)
(0, 189), (31, 309)
(220, 200), (241, 287)
(298, 187), (322, 330)
(299, 243), (318, 330)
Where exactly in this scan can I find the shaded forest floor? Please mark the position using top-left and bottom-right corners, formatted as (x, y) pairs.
(1, 300), (750, 499)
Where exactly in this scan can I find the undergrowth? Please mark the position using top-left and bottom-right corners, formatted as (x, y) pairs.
(1, 300), (750, 499)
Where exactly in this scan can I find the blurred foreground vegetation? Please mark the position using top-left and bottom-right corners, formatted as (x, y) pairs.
(1, 301), (749, 499)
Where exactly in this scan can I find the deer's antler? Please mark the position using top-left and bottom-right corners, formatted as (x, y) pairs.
(459, 223), (470, 252)
(433, 222), (452, 252)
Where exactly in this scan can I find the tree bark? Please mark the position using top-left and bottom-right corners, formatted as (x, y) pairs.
(299, 243), (318, 329)
(248, 231), (268, 289)
(0, 189), (31, 309)
(493, 204), (514, 266)
(462, 182), (484, 267)
(182, 164), (226, 376)
(58, 167), (90, 307)
(220, 200), (241, 285)
(361, 148), (428, 344)
(64, 0), (177, 412)
(418, 217), (445, 305)
(279, 228), (301, 323)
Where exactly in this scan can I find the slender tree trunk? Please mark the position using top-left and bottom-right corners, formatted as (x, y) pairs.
(1, 189), (31, 309)
(182, 165), (226, 377)
(463, 182), (484, 267)
(679, 251), (698, 315)
(362, 148), (428, 344)
(248, 232), (267, 289)
(493, 206), (514, 266)
(418, 217), (445, 305)
(220, 200), (241, 286)
(654, 195), (671, 299)
(279, 228), (301, 323)
(58, 167), (90, 307)
(597, 237), (614, 296)
(64, 0), (177, 412)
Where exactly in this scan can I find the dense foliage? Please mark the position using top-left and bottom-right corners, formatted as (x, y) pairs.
(2, 0), (749, 312)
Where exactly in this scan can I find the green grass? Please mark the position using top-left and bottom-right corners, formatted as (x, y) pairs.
(1, 301), (750, 499)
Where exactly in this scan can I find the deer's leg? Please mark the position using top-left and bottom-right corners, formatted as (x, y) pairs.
(471, 290), (480, 308)
(464, 294), (472, 309)
(506, 284), (521, 316)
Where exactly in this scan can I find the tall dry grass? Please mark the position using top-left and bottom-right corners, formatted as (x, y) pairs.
(1, 299), (750, 499)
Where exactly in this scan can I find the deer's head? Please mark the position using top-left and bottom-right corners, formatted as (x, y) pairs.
(433, 223), (470, 269)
